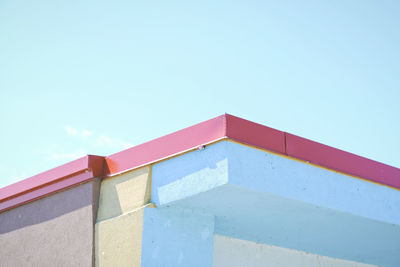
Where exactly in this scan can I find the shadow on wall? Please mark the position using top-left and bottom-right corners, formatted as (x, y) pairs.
(0, 181), (96, 234)
(96, 166), (152, 222)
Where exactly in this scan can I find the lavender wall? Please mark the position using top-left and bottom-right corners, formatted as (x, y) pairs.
(0, 179), (100, 267)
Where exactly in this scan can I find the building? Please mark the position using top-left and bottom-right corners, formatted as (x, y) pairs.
(1, 114), (399, 267)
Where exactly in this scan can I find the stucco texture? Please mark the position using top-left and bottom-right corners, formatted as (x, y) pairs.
(214, 235), (378, 267)
(96, 209), (144, 267)
(0, 180), (100, 267)
(95, 166), (151, 267)
(96, 166), (151, 221)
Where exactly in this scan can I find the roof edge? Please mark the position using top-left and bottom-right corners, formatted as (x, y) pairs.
(0, 155), (105, 212)
(1, 114), (399, 213)
(285, 133), (400, 189)
(105, 114), (227, 175)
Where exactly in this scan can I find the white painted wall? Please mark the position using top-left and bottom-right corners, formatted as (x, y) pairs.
(213, 235), (378, 267)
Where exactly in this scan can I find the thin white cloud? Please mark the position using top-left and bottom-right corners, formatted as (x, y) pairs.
(65, 125), (93, 138)
(81, 130), (93, 137)
(98, 134), (113, 146)
(97, 134), (132, 149)
(65, 125), (78, 136)
(50, 150), (87, 160)
(11, 175), (23, 182)
(123, 143), (133, 149)
(1, 171), (29, 188)
(64, 125), (132, 150)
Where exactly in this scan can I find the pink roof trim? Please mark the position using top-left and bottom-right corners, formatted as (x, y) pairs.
(225, 114), (285, 154)
(285, 133), (400, 189)
(0, 155), (104, 212)
(105, 114), (399, 188)
(1, 114), (399, 213)
(0, 172), (94, 212)
(105, 114), (226, 175)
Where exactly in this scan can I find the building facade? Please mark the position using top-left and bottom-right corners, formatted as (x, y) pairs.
(1, 114), (399, 267)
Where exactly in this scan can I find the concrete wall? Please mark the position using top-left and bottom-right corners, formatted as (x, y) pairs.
(0, 179), (100, 267)
(141, 207), (215, 267)
(2, 140), (397, 267)
(151, 140), (400, 267)
(95, 166), (151, 267)
(214, 235), (378, 267)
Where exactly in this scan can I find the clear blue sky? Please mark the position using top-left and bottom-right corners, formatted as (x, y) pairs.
(1, 0), (399, 187)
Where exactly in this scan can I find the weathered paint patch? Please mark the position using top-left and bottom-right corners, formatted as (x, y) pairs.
(141, 207), (215, 267)
(95, 209), (144, 267)
(97, 166), (151, 221)
(214, 235), (378, 267)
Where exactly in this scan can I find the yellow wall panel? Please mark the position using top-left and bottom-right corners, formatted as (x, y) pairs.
(97, 166), (151, 222)
(95, 209), (144, 267)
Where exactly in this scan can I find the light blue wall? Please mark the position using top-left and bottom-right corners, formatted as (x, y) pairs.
(153, 140), (400, 224)
(225, 140), (400, 225)
(149, 140), (400, 267)
(152, 143), (229, 206)
(141, 207), (215, 267)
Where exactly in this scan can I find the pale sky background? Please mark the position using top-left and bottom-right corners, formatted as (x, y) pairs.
(0, 0), (399, 188)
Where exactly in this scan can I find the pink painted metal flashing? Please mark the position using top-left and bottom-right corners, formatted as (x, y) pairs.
(1, 114), (399, 213)
(104, 114), (286, 175)
(106, 114), (400, 189)
(0, 155), (104, 212)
